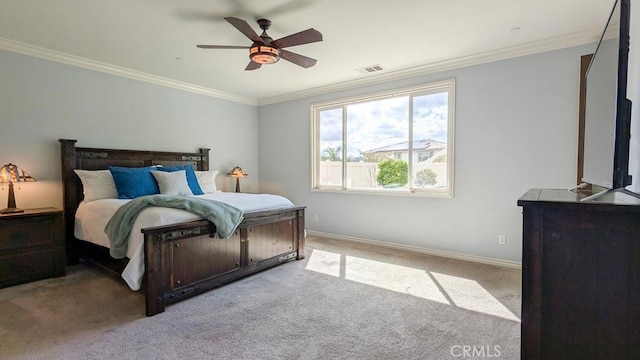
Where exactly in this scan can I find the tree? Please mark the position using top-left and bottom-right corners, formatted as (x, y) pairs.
(321, 146), (342, 161)
(377, 158), (408, 187)
(415, 168), (437, 186)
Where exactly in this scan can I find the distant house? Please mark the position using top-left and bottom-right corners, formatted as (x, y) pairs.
(360, 139), (447, 164)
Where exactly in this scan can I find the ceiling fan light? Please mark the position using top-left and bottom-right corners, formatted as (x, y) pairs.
(250, 45), (280, 64)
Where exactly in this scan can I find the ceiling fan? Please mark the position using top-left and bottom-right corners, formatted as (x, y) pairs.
(197, 17), (323, 71)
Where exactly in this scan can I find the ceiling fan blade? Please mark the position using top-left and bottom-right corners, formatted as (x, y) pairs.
(224, 17), (263, 44)
(279, 49), (317, 68)
(271, 28), (322, 49)
(245, 61), (262, 71)
(197, 45), (251, 49)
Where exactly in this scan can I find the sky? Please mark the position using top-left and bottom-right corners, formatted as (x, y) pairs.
(319, 91), (449, 158)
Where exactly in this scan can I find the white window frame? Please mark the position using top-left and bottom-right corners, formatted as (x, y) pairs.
(311, 79), (456, 198)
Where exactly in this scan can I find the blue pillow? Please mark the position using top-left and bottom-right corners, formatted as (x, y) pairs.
(109, 166), (160, 199)
(155, 164), (204, 195)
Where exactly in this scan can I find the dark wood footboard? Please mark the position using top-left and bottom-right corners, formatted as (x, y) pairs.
(142, 207), (305, 316)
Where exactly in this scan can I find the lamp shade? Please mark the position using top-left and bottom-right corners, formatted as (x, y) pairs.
(0, 163), (36, 184)
(227, 166), (248, 178)
(0, 163), (36, 214)
(249, 45), (280, 64)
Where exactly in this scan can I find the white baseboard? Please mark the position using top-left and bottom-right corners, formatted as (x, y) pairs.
(306, 230), (522, 270)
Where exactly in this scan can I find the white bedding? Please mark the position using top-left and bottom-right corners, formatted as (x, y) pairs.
(75, 193), (295, 290)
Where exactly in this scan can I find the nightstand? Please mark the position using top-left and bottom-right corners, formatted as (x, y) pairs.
(0, 207), (65, 288)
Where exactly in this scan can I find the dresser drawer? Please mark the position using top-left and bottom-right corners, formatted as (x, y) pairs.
(0, 249), (55, 287)
(0, 208), (65, 288)
(0, 215), (56, 251)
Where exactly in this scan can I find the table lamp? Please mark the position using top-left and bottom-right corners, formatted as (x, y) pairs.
(227, 166), (248, 193)
(0, 163), (36, 214)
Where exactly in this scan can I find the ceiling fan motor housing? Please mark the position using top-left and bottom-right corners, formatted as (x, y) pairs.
(257, 19), (272, 31)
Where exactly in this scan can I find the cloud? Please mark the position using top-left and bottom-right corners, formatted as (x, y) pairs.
(319, 109), (343, 142)
(318, 92), (449, 156)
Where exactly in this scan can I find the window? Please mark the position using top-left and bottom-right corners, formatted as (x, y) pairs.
(418, 151), (433, 162)
(312, 80), (455, 197)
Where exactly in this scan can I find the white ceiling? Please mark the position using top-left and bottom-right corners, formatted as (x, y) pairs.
(0, 0), (616, 104)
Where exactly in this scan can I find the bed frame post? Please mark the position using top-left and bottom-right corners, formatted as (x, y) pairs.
(199, 148), (210, 171)
(144, 232), (165, 316)
(59, 139), (80, 265)
(296, 209), (306, 259)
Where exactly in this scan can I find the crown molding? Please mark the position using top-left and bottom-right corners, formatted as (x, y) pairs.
(0, 27), (602, 108)
(0, 37), (257, 106)
(257, 28), (602, 106)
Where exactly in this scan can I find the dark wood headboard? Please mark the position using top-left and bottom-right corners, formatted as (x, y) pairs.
(59, 139), (210, 264)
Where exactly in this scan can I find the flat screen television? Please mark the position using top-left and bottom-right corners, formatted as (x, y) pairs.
(582, 0), (635, 199)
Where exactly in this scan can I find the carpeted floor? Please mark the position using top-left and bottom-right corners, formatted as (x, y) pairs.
(0, 236), (521, 359)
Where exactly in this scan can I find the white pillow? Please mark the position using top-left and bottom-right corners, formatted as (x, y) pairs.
(151, 170), (193, 196)
(74, 169), (118, 202)
(195, 170), (219, 193)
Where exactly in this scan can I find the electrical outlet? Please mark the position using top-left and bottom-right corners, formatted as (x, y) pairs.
(314, 214), (319, 222)
(498, 235), (506, 245)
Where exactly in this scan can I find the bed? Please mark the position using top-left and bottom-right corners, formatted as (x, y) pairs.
(59, 139), (305, 316)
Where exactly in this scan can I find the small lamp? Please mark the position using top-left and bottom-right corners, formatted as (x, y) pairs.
(226, 166), (248, 193)
(0, 163), (36, 214)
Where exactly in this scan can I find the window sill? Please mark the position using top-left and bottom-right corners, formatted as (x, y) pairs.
(310, 187), (454, 199)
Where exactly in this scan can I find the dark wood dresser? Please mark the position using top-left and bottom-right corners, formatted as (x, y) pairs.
(0, 207), (65, 288)
(518, 189), (640, 359)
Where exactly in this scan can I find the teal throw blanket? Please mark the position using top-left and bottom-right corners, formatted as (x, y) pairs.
(104, 195), (244, 259)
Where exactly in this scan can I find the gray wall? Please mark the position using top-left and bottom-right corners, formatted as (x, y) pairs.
(0, 42), (594, 264)
(258, 44), (593, 263)
(0, 49), (259, 209)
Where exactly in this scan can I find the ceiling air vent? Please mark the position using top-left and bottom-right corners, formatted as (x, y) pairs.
(355, 64), (384, 74)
